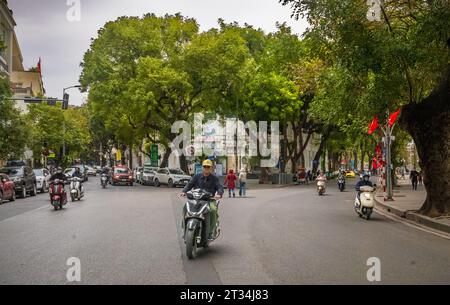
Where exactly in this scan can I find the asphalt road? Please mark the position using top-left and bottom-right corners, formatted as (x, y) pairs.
(0, 177), (449, 284)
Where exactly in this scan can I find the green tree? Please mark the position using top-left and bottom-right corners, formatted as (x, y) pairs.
(27, 103), (92, 166)
(0, 78), (29, 161)
(281, 0), (450, 216)
(81, 14), (250, 172)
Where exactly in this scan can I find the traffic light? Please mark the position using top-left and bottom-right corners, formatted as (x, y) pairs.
(62, 93), (69, 110)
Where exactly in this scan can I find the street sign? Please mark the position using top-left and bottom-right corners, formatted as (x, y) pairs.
(150, 144), (158, 167)
(116, 150), (122, 162)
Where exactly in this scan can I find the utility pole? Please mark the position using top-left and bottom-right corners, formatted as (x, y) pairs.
(381, 109), (395, 201)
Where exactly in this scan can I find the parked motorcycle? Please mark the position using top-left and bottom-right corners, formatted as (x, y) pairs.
(338, 177), (346, 192)
(317, 180), (326, 196)
(49, 179), (67, 210)
(355, 185), (375, 220)
(182, 189), (220, 259)
(69, 177), (84, 202)
(100, 173), (108, 189)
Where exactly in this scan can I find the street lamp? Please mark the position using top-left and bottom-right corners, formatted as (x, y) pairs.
(62, 85), (82, 160)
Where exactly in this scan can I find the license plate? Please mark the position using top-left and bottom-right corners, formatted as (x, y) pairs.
(121, 179), (128, 182)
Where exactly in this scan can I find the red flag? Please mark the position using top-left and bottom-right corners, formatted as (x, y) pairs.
(37, 58), (41, 75)
(388, 109), (401, 127)
(368, 116), (379, 135)
(372, 157), (378, 169)
(375, 145), (382, 157)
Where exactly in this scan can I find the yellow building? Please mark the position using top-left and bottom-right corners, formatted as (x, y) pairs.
(1, 0), (45, 112)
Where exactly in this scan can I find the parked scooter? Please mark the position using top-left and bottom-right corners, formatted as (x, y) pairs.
(100, 173), (108, 189)
(49, 179), (67, 210)
(69, 177), (84, 202)
(354, 185), (375, 220)
(182, 189), (220, 259)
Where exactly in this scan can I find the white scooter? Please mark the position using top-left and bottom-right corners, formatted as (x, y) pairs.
(354, 185), (375, 220)
(69, 177), (84, 202)
(317, 179), (326, 196)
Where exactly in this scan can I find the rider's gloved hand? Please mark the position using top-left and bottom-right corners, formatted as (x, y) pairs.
(179, 192), (187, 198)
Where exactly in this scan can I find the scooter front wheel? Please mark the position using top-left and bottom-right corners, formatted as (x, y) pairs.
(185, 228), (199, 260)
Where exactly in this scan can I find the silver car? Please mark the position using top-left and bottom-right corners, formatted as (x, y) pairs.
(141, 168), (156, 185)
(33, 168), (51, 193)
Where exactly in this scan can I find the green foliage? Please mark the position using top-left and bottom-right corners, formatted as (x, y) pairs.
(81, 14), (250, 150)
(0, 78), (29, 160)
(26, 103), (92, 164)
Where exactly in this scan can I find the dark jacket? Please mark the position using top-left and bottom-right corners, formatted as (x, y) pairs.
(183, 173), (224, 197)
(72, 171), (83, 179)
(355, 180), (373, 192)
(50, 172), (67, 182)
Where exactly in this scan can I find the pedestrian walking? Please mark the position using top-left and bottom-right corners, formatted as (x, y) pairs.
(418, 171), (423, 186)
(239, 168), (247, 197)
(224, 169), (237, 198)
(307, 170), (312, 183)
(410, 169), (419, 191)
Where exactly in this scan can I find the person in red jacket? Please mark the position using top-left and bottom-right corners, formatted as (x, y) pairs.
(224, 169), (238, 198)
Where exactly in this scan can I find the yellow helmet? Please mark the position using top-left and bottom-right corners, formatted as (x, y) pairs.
(202, 159), (213, 167)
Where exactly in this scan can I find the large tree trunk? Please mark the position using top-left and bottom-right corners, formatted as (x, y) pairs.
(159, 148), (172, 168)
(400, 63), (450, 217)
(312, 131), (330, 173)
(179, 154), (189, 174)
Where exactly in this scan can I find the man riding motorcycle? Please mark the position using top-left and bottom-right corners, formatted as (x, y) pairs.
(100, 167), (111, 184)
(180, 159), (224, 239)
(49, 167), (68, 201)
(355, 174), (373, 205)
(71, 167), (84, 193)
(50, 167), (67, 182)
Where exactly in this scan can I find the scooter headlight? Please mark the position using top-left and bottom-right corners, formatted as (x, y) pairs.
(364, 193), (371, 199)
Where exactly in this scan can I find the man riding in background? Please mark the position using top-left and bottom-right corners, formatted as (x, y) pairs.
(50, 167), (67, 182)
(71, 167), (84, 193)
(355, 174), (373, 205)
(180, 159), (224, 239)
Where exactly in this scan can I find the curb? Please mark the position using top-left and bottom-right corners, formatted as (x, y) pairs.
(374, 196), (450, 234)
(405, 212), (450, 234)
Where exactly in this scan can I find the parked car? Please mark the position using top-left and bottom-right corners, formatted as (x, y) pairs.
(154, 168), (191, 188)
(0, 173), (16, 203)
(79, 165), (89, 181)
(0, 166), (37, 198)
(133, 167), (143, 184)
(86, 165), (97, 176)
(111, 165), (134, 186)
(65, 166), (88, 182)
(141, 168), (156, 185)
(33, 168), (51, 193)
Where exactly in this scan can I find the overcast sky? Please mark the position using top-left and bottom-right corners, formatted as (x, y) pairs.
(9, 0), (308, 106)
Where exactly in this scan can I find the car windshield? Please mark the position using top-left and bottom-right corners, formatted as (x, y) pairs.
(64, 168), (76, 174)
(115, 168), (129, 174)
(144, 169), (154, 174)
(0, 167), (22, 176)
(33, 169), (44, 176)
(169, 169), (185, 175)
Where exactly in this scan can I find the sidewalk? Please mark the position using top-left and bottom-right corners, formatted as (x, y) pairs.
(374, 179), (450, 234)
(218, 177), (295, 190)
